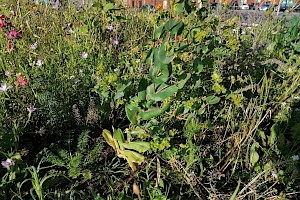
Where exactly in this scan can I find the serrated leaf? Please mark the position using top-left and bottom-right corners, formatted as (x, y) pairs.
(205, 96), (221, 105)
(123, 141), (150, 153)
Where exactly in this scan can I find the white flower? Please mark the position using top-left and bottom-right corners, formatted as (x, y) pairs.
(80, 52), (88, 59)
(30, 42), (38, 50)
(67, 29), (75, 34)
(271, 171), (278, 179)
(291, 155), (299, 161)
(0, 83), (13, 92)
(36, 59), (43, 67)
(293, 96), (300, 100)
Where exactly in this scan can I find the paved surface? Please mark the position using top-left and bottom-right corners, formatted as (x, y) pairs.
(232, 10), (300, 24)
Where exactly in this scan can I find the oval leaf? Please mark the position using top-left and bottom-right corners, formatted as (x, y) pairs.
(147, 84), (178, 101)
(205, 96), (220, 105)
(123, 141), (150, 153)
(139, 107), (162, 120)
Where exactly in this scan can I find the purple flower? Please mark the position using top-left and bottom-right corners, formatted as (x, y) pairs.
(80, 52), (88, 59)
(112, 38), (119, 46)
(1, 158), (14, 168)
(0, 83), (13, 92)
(5, 71), (12, 76)
(107, 25), (113, 31)
(27, 106), (36, 113)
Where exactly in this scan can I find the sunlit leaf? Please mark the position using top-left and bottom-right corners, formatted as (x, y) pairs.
(113, 128), (125, 145)
(123, 141), (150, 153)
(102, 129), (118, 151)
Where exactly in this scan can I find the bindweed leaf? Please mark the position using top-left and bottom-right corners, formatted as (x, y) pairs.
(149, 63), (169, 84)
(139, 102), (171, 120)
(158, 43), (174, 64)
(139, 107), (161, 120)
(147, 84), (178, 101)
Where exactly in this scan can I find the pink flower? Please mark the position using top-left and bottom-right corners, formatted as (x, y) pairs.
(0, 19), (4, 28)
(17, 74), (28, 86)
(6, 30), (19, 39)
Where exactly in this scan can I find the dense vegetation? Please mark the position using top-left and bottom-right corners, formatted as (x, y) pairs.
(0, 0), (299, 199)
